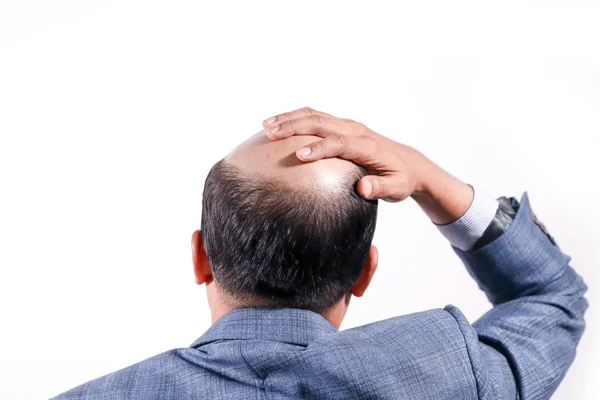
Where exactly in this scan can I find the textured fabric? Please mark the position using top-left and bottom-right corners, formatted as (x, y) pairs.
(474, 196), (518, 250)
(53, 193), (587, 400)
(436, 186), (500, 251)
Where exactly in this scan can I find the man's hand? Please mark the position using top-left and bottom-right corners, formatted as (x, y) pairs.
(262, 107), (428, 202)
(262, 107), (474, 224)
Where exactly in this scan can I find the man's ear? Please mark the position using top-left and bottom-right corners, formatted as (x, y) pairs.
(191, 230), (213, 285)
(351, 245), (378, 297)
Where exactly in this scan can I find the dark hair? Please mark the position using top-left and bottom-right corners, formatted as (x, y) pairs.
(200, 160), (378, 313)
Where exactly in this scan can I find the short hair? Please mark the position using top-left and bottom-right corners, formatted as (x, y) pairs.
(200, 159), (378, 313)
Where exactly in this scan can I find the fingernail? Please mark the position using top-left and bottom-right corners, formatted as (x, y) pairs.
(297, 147), (311, 158)
(362, 181), (372, 198)
(267, 124), (280, 134)
(265, 116), (277, 125)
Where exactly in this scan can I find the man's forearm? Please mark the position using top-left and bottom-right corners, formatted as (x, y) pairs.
(410, 160), (474, 225)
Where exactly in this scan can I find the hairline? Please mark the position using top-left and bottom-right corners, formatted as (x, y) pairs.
(218, 158), (367, 196)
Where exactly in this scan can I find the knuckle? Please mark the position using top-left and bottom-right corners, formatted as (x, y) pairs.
(373, 179), (385, 196)
(313, 140), (327, 152)
(307, 139), (327, 156)
(283, 112), (293, 121)
(330, 133), (346, 150)
(353, 122), (367, 135)
(314, 114), (326, 125)
(394, 174), (410, 198)
(303, 106), (316, 115)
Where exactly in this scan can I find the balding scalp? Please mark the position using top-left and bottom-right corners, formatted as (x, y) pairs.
(200, 158), (377, 313)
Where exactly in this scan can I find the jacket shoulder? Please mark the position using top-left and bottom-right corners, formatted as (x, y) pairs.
(302, 308), (480, 399)
(339, 307), (466, 345)
(51, 349), (197, 400)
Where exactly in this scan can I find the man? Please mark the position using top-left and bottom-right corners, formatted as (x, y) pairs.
(54, 108), (588, 399)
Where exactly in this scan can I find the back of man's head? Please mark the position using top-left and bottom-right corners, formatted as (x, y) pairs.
(200, 134), (378, 314)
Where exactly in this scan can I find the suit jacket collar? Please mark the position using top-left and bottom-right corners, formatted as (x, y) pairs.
(190, 307), (338, 348)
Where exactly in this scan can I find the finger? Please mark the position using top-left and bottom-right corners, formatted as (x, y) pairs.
(265, 114), (351, 140)
(357, 174), (412, 202)
(262, 107), (334, 129)
(295, 132), (373, 164)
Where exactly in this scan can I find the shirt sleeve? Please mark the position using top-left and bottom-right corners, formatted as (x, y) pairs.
(435, 186), (499, 251)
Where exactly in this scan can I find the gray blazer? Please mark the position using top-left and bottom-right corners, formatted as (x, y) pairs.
(53, 194), (588, 399)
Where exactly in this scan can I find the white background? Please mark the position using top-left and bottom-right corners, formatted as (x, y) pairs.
(0, 1), (598, 398)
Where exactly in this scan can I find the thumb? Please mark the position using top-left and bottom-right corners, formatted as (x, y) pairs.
(358, 174), (412, 202)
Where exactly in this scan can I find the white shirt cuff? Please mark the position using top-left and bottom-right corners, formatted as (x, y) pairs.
(435, 187), (499, 251)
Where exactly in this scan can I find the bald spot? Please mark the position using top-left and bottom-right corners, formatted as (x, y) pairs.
(225, 131), (361, 189)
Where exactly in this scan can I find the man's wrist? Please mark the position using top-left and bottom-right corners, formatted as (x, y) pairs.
(410, 163), (474, 225)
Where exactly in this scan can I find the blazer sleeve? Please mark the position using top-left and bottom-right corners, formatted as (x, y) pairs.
(445, 193), (588, 400)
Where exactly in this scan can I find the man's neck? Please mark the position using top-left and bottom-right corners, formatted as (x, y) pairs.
(207, 292), (351, 330)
